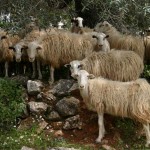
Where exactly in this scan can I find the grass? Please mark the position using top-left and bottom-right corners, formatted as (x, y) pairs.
(113, 117), (147, 149)
(0, 123), (92, 150)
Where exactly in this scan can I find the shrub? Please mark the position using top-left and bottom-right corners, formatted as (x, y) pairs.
(0, 78), (26, 130)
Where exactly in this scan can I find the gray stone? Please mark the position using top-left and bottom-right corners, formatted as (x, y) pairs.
(28, 101), (48, 113)
(45, 111), (61, 121)
(10, 75), (29, 87)
(63, 115), (82, 130)
(47, 147), (79, 150)
(55, 97), (80, 117)
(51, 79), (76, 97)
(39, 91), (57, 105)
(21, 146), (35, 150)
(27, 80), (43, 95)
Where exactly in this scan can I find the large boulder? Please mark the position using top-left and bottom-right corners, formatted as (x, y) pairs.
(55, 97), (80, 117)
(27, 80), (43, 95)
(50, 79), (76, 97)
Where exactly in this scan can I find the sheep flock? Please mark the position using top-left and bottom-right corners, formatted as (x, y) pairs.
(0, 16), (150, 147)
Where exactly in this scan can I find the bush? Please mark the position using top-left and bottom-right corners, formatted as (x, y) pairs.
(0, 78), (26, 130)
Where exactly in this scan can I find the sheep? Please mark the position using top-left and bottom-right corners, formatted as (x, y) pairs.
(71, 17), (93, 34)
(69, 50), (144, 82)
(94, 21), (145, 60)
(9, 29), (49, 79)
(144, 36), (150, 64)
(0, 33), (20, 77)
(25, 30), (99, 83)
(57, 21), (64, 29)
(76, 69), (150, 147)
(92, 32), (110, 52)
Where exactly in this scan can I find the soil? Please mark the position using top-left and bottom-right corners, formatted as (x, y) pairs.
(62, 99), (120, 150)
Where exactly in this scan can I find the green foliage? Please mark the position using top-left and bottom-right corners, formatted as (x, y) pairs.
(142, 65), (150, 79)
(0, 0), (149, 33)
(0, 78), (25, 130)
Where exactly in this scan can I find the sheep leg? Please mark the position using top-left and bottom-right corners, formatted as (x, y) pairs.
(37, 60), (42, 80)
(4, 61), (8, 77)
(95, 113), (105, 143)
(143, 123), (150, 147)
(49, 65), (54, 84)
(31, 61), (36, 79)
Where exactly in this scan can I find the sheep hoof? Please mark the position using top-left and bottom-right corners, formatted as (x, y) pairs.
(95, 138), (102, 143)
(38, 76), (42, 80)
(31, 75), (36, 79)
(48, 80), (54, 85)
(145, 142), (150, 147)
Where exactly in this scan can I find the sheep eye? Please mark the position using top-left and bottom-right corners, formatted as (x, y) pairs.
(78, 65), (82, 68)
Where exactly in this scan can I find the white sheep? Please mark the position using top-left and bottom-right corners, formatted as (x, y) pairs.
(69, 50), (144, 82)
(9, 29), (49, 79)
(76, 69), (150, 147)
(26, 31), (98, 83)
(94, 21), (145, 60)
(92, 32), (110, 52)
(71, 17), (93, 34)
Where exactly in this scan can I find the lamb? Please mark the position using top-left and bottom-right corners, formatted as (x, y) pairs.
(94, 21), (145, 60)
(26, 31), (98, 83)
(76, 69), (150, 147)
(69, 50), (144, 82)
(71, 17), (93, 34)
(0, 33), (20, 77)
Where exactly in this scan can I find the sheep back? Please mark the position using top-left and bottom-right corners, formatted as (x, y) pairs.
(81, 50), (144, 81)
(87, 77), (150, 123)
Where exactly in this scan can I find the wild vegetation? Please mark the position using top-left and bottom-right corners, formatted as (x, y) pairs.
(0, 0), (150, 149)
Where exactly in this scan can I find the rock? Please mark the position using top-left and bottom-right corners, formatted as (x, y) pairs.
(39, 91), (57, 105)
(47, 147), (79, 150)
(21, 146), (35, 150)
(10, 75), (29, 87)
(45, 111), (62, 121)
(102, 145), (116, 150)
(63, 115), (82, 130)
(28, 101), (48, 113)
(55, 97), (80, 117)
(51, 79), (75, 97)
(53, 130), (64, 137)
(68, 82), (79, 93)
(17, 117), (35, 130)
(27, 80), (43, 95)
(51, 121), (63, 130)
(36, 120), (48, 133)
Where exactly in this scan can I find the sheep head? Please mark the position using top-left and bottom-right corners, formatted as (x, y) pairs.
(76, 70), (95, 90)
(68, 60), (84, 79)
(94, 21), (112, 33)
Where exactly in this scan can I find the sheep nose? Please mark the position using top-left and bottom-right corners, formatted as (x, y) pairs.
(29, 58), (35, 62)
(93, 29), (95, 31)
(74, 74), (79, 78)
(71, 73), (78, 78)
(16, 58), (21, 62)
(80, 85), (84, 89)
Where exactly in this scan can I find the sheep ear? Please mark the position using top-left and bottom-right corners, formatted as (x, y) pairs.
(78, 64), (83, 68)
(36, 46), (42, 50)
(9, 46), (15, 51)
(64, 64), (71, 68)
(92, 35), (97, 39)
(22, 45), (28, 50)
(88, 74), (95, 79)
(1, 35), (7, 40)
(105, 35), (109, 38)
